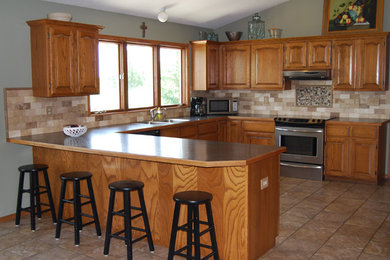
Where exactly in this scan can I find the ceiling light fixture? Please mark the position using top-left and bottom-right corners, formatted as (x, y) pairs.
(157, 8), (168, 23)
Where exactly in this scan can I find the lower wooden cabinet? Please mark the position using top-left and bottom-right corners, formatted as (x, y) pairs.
(325, 122), (386, 183)
(242, 120), (275, 146)
(197, 121), (219, 141)
(227, 119), (242, 143)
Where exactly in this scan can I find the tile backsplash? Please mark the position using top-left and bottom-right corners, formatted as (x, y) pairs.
(5, 81), (390, 138)
(4, 88), (188, 138)
(193, 80), (390, 119)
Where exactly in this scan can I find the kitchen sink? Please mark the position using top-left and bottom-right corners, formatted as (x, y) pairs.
(142, 118), (191, 124)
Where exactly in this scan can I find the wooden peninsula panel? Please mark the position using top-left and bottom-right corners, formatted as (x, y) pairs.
(33, 146), (281, 260)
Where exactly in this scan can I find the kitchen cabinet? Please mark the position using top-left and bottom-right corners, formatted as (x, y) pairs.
(284, 40), (331, 69)
(191, 41), (219, 90)
(332, 35), (387, 91)
(227, 119), (242, 143)
(27, 19), (103, 97)
(325, 121), (386, 183)
(242, 120), (275, 146)
(218, 119), (227, 142)
(197, 120), (219, 141)
(251, 43), (287, 90)
(160, 124), (197, 139)
(220, 44), (251, 89)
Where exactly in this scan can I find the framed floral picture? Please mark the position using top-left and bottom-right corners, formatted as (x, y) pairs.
(322, 0), (383, 35)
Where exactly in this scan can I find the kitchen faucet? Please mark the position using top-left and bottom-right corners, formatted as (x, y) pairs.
(150, 107), (166, 121)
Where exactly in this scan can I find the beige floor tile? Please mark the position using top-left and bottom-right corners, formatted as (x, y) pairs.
(325, 224), (377, 250)
(364, 240), (390, 258)
(346, 208), (388, 229)
(358, 253), (390, 259)
(311, 244), (362, 260)
(324, 198), (364, 215)
(28, 246), (79, 259)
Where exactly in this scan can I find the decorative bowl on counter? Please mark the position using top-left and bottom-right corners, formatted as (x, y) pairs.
(225, 31), (242, 41)
(47, 12), (72, 21)
(63, 125), (87, 137)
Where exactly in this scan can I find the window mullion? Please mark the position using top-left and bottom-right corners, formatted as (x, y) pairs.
(154, 46), (161, 107)
(121, 42), (128, 110)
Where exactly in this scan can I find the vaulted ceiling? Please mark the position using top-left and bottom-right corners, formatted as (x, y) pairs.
(43, 0), (289, 29)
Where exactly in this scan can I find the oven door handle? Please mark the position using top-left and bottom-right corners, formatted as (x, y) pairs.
(275, 127), (323, 133)
(280, 162), (323, 169)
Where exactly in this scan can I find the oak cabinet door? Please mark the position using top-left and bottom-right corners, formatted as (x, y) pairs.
(220, 45), (251, 89)
(350, 139), (377, 181)
(284, 42), (307, 69)
(308, 40), (331, 69)
(49, 26), (76, 96)
(332, 40), (355, 90)
(207, 43), (220, 90)
(251, 43), (284, 90)
(227, 119), (242, 143)
(160, 127), (180, 137)
(356, 37), (386, 91)
(77, 29), (99, 94)
(324, 137), (349, 177)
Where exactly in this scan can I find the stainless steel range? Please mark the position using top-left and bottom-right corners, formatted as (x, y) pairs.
(274, 117), (327, 181)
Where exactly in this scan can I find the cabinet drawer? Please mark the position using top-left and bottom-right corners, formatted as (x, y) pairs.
(180, 125), (197, 138)
(198, 122), (218, 135)
(326, 125), (349, 137)
(242, 120), (274, 133)
(351, 126), (377, 139)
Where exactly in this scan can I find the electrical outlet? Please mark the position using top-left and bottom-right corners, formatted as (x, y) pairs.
(46, 106), (52, 115)
(261, 177), (269, 190)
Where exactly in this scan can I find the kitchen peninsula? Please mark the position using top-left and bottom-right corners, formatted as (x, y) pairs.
(8, 122), (286, 260)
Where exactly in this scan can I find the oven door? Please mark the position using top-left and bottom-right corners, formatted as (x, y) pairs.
(275, 126), (324, 165)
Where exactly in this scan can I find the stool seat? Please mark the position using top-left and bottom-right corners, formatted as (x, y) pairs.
(18, 164), (48, 172)
(109, 180), (144, 191)
(174, 191), (213, 204)
(60, 171), (92, 181)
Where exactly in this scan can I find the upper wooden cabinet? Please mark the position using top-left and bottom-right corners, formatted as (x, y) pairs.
(27, 19), (103, 97)
(220, 44), (251, 89)
(191, 41), (219, 91)
(251, 43), (287, 90)
(332, 35), (387, 91)
(284, 40), (331, 70)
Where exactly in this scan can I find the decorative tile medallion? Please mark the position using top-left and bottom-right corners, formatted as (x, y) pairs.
(296, 86), (332, 107)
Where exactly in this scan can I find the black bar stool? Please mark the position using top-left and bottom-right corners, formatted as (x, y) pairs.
(55, 171), (101, 246)
(15, 164), (57, 231)
(168, 191), (219, 260)
(104, 180), (154, 260)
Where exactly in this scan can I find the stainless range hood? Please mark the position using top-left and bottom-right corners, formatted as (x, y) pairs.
(283, 70), (331, 80)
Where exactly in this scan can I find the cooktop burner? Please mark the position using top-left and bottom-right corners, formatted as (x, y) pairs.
(274, 117), (328, 128)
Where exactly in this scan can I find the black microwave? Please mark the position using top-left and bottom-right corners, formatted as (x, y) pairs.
(207, 98), (238, 115)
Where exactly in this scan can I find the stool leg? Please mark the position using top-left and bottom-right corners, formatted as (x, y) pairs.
(168, 202), (181, 260)
(86, 178), (101, 236)
(205, 202), (219, 260)
(56, 180), (67, 239)
(187, 205), (193, 259)
(15, 170), (25, 226)
(123, 191), (133, 260)
(73, 180), (81, 245)
(29, 171), (36, 231)
(33, 172), (42, 220)
(104, 189), (115, 256)
(43, 169), (57, 223)
(193, 205), (201, 260)
(137, 188), (154, 252)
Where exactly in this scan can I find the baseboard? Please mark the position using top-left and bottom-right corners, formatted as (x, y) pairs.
(0, 212), (28, 223)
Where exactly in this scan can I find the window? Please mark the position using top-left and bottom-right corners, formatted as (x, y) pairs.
(89, 36), (189, 114)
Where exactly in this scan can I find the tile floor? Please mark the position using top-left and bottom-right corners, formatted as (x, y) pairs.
(1, 177), (390, 259)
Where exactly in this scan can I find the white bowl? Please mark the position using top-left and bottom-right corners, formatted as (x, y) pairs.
(47, 12), (72, 21)
(63, 125), (87, 137)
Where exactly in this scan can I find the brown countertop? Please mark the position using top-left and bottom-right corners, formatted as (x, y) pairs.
(8, 117), (285, 167)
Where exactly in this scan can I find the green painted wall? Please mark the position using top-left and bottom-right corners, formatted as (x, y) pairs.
(0, 0), (208, 217)
(215, 0), (390, 41)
